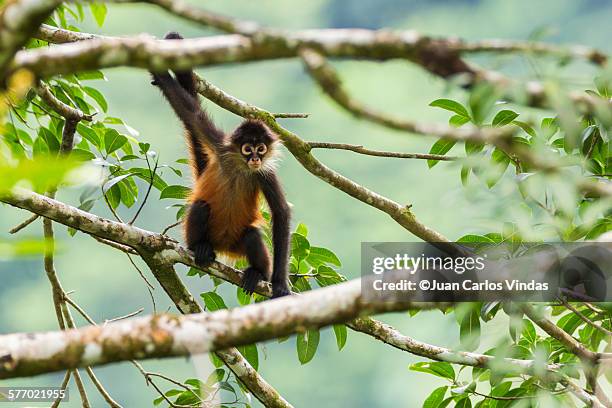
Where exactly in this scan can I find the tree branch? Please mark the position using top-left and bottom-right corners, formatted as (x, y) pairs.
(36, 81), (94, 122)
(0, 190), (571, 387)
(521, 304), (598, 363)
(299, 47), (509, 142)
(308, 142), (458, 161)
(0, 0), (62, 77)
(0, 271), (443, 379)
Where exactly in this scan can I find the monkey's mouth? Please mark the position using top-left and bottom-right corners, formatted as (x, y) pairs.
(247, 160), (262, 170)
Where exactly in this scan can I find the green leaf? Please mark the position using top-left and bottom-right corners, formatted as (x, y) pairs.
(455, 397), (472, 408)
(492, 110), (518, 127)
(423, 386), (447, 408)
(200, 292), (227, 311)
(409, 362), (455, 380)
(76, 70), (106, 81)
(512, 121), (536, 138)
(429, 99), (470, 118)
(458, 306), (481, 351)
(70, 148), (96, 161)
(118, 178), (137, 208)
(105, 182), (121, 209)
(315, 264), (344, 287)
(449, 114), (470, 127)
(296, 329), (320, 364)
(295, 222), (308, 237)
(83, 86), (108, 112)
(332, 324), (347, 350)
(102, 174), (131, 193)
(236, 287), (251, 305)
(521, 319), (537, 344)
(76, 123), (101, 148)
(465, 141), (484, 155)
(238, 344), (259, 370)
(104, 129), (127, 155)
(38, 127), (60, 153)
(457, 235), (496, 244)
(585, 218), (612, 239)
(461, 165), (470, 186)
(428, 140), (456, 168)
(130, 167), (168, 191)
(90, 2), (107, 27)
(291, 233), (310, 262)
(160, 185), (191, 200)
(469, 83), (498, 125)
(306, 246), (341, 267)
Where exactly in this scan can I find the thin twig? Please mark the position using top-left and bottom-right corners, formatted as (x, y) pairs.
(71, 369), (92, 408)
(273, 113), (309, 118)
(129, 155), (158, 225)
(126, 254), (155, 290)
(104, 308), (144, 325)
(161, 220), (182, 235)
(50, 371), (71, 408)
(308, 142), (458, 161)
(92, 235), (138, 254)
(130, 361), (198, 408)
(126, 254), (157, 313)
(560, 297), (612, 336)
(63, 295), (96, 325)
(8, 214), (39, 234)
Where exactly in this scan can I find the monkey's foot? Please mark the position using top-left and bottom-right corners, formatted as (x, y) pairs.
(192, 242), (216, 267)
(241, 267), (265, 295)
(271, 284), (291, 299)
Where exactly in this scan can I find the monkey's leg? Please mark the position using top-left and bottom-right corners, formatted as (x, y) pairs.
(185, 200), (216, 267)
(240, 227), (272, 295)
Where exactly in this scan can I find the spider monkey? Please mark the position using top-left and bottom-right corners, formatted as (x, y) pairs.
(151, 32), (291, 298)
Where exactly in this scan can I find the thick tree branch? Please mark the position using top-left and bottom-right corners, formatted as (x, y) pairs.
(0, 272), (438, 379)
(0, 190), (569, 386)
(0, 0), (61, 77)
(299, 47), (513, 142)
(36, 81), (94, 121)
(26, 24), (609, 113)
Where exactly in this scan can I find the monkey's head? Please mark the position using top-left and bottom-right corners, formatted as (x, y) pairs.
(230, 120), (278, 172)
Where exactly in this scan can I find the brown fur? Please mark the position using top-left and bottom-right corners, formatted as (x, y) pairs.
(187, 145), (264, 257)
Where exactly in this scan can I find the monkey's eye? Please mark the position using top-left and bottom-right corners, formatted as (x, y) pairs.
(256, 144), (267, 154)
(241, 144), (253, 155)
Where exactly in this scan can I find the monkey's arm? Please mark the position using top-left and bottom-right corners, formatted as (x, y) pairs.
(162, 32), (198, 97)
(259, 172), (292, 297)
(151, 71), (225, 153)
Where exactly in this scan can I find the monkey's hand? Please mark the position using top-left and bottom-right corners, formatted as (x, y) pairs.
(241, 267), (265, 295)
(192, 242), (216, 268)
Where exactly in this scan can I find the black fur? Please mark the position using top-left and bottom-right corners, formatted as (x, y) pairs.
(150, 70), (222, 176)
(240, 227), (271, 294)
(186, 200), (216, 267)
(258, 172), (292, 297)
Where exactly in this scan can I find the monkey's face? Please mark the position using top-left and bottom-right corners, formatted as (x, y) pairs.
(241, 142), (268, 170)
(230, 119), (278, 173)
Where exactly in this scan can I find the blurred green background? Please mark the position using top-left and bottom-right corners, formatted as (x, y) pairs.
(1, 0), (611, 406)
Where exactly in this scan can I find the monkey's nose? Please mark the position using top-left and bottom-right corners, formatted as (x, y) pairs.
(251, 157), (261, 164)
